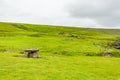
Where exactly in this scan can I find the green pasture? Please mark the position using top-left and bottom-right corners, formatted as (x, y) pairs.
(0, 22), (120, 80)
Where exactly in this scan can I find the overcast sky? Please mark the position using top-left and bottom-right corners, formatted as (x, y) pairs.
(0, 0), (120, 28)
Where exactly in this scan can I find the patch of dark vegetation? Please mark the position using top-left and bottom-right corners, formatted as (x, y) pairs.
(28, 33), (45, 37)
(59, 32), (65, 35)
(85, 53), (94, 56)
(112, 51), (120, 57)
(106, 37), (120, 49)
(68, 34), (79, 38)
(0, 46), (6, 52)
(99, 50), (120, 57)
(92, 42), (120, 57)
(61, 51), (69, 55)
(11, 24), (29, 30)
(100, 52), (112, 57)
(66, 33), (86, 39)
(0, 48), (6, 52)
(29, 34), (42, 37)
(59, 32), (82, 39)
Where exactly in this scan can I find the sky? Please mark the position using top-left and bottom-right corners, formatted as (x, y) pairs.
(0, 0), (120, 28)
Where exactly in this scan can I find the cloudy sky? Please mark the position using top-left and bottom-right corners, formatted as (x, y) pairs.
(0, 0), (120, 28)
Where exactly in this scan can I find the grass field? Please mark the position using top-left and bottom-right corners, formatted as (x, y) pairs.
(0, 22), (120, 80)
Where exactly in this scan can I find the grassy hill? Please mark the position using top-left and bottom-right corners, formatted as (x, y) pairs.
(1, 22), (120, 38)
(0, 22), (120, 80)
(1, 22), (120, 34)
(0, 22), (120, 56)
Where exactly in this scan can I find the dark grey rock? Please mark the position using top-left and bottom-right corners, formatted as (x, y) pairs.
(114, 42), (120, 49)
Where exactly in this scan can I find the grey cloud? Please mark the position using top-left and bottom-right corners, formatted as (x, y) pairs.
(0, 0), (18, 17)
(67, 0), (120, 27)
(0, 0), (120, 28)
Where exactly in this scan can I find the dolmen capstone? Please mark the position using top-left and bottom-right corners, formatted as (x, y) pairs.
(24, 49), (39, 58)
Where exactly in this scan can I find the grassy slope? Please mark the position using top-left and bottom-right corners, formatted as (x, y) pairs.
(0, 22), (120, 80)
(0, 22), (120, 56)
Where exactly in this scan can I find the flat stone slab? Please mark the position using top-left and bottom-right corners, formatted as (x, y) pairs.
(24, 49), (39, 52)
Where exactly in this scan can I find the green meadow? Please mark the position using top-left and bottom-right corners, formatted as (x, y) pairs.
(0, 22), (120, 80)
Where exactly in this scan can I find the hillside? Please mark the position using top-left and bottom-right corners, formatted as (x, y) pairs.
(0, 22), (120, 55)
(1, 22), (120, 35)
(0, 22), (120, 80)
(0, 22), (120, 40)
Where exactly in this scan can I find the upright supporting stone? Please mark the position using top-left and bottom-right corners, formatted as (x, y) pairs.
(24, 49), (39, 58)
